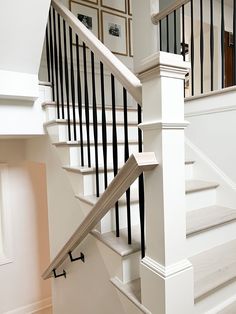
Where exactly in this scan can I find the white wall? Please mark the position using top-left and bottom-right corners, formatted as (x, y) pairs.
(185, 88), (236, 183)
(0, 140), (51, 313)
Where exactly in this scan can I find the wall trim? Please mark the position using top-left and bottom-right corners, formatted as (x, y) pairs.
(141, 256), (192, 278)
(205, 294), (236, 314)
(3, 297), (52, 314)
(185, 104), (236, 118)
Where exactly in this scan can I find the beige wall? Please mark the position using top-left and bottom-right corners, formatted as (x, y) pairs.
(0, 140), (51, 313)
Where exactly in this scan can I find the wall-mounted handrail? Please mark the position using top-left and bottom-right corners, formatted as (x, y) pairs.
(42, 153), (158, 280)
(51, 0), (142, 105)
(151, 0), (190, 24)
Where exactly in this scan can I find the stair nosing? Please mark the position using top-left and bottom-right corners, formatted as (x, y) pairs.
(186, 180), (219, 194)
(44, 119), (138, 127)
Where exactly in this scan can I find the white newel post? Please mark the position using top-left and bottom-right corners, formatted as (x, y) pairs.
(137, 52), (194, 314)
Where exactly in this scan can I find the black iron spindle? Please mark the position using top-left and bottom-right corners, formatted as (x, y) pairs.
(138, 104), (145, 259)
(123, 88), (131, 245)
(69, 27), (77, 141)
(57, 13), (65, 119)
(174, 10), (177, 54)
(111, 74), (119, 237)
(100, 62), (108, 189)
(190, 0), (195, 96)
(49, 9), (55, 101)
(91, 52), (99, 197)
(210, 0), (214, 91)
(166, 15), (170, 53)
(75, 35), (84, 166)
(182, 6), (186, 61)
(45, 25), (51, 82)
(63, 20), (71, 141)
(53, 8), (60, 119)
(200, 0), (204, 93)
(83, 42), (91, 167)
(221, 0), (225, 88)
(160, 20), (162, 51)
(234, 0), (236, 85)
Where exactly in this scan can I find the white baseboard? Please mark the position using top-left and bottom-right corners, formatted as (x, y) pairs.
(4, 297), (52, 314)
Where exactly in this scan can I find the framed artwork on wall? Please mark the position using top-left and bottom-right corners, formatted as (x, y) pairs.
(101, 0), (126, 14)
(128, 0), (132, 15)
(79, 0), (98, 4)
(128, 18), (133, 57)
(101, 11), (128, 56)
(70, 1), (100, 40)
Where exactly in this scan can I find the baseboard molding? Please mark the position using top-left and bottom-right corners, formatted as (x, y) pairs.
(206, 294), (236, 313)
(4, 297), (52, 314)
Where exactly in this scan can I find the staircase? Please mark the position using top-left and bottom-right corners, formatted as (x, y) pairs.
(39, 0), (236, 313)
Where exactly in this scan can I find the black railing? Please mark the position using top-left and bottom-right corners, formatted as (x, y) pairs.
(157, 0), (236, 96)
(45, 5), (145, 258)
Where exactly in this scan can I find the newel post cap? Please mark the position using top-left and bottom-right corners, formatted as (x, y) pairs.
(136, 51), (191, 81)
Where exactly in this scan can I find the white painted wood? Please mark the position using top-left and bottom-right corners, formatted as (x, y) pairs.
(42, 153), (158, 279)
(187, 206), (236, 236)
(138, 51), (194, 314)
(110, 277), (151, 314)
(186, 180), (219, 194)
(3, 298), (52, 314)
(151, 0), (191, 24)
(186, 187), (217, 211)
(52, 0), (142, 105)
(189, 239), (236, 300)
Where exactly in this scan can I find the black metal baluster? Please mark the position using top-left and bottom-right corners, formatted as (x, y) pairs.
(111, 74), (119, 237)
(63, 20), (71, 141)
(91, 52), (99, 197)
(53, 8), (60, 119)
(76, 35), (84, 166)
(174, 10), (177, 54)
(210, 0), (214, 91)
(83, 43), (91, 167)
(234, 0), (236, 84)
(57, 13), (65, 119)
(49, 9), (55, 101)
(100, 62), (108, 189)
(191, 0), (195, 96)
(138, 104), (145, 259)
(182, 6), (186, 61)
(45, 25), (51, 82)
(123, 88), (131, 245)
(200, 0), (204, 93)
(160, 20), (162, 51)
(221, 0), (225, 88)
(166, 15), (170, 53)
(69, 27), (77, 141)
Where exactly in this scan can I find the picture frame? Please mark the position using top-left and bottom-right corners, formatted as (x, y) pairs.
(70, 1), (100, 41)
(101, 0), (126, 14)
(128, 0), (132, 16)
(128, 18), (133, 57)
(101, 11), (128, 56)
(79, 0), (98, 4)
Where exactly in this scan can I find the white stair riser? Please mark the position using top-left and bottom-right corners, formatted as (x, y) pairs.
(186, 189), (217, 211)
(187, 220), (236, 257)
(44, 106), (138, 124)
(66, 169), (139, 196)
(47, 123), (138, 143)
(185, 163), (194, 180)
(67, 144), (139, 167)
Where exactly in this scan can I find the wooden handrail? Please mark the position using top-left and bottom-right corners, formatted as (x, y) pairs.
(151, 0), (190, 24)
(42, 153), (158, 279)
(51, 0), (142, 105)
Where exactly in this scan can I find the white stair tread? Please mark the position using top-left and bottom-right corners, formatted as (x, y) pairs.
(186, 180), (219, 194)
(187, 206), (236, 236)
(53, 140), (138, 147)
(91, 226), (141, 257)
(42, 101), (138, 111)
(77, 189), (139, 207)
(110, 277), (151, 314)
(63, 160), (194, 175)
(44, 119), (138, 127)
(189, 239), (236, 299)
